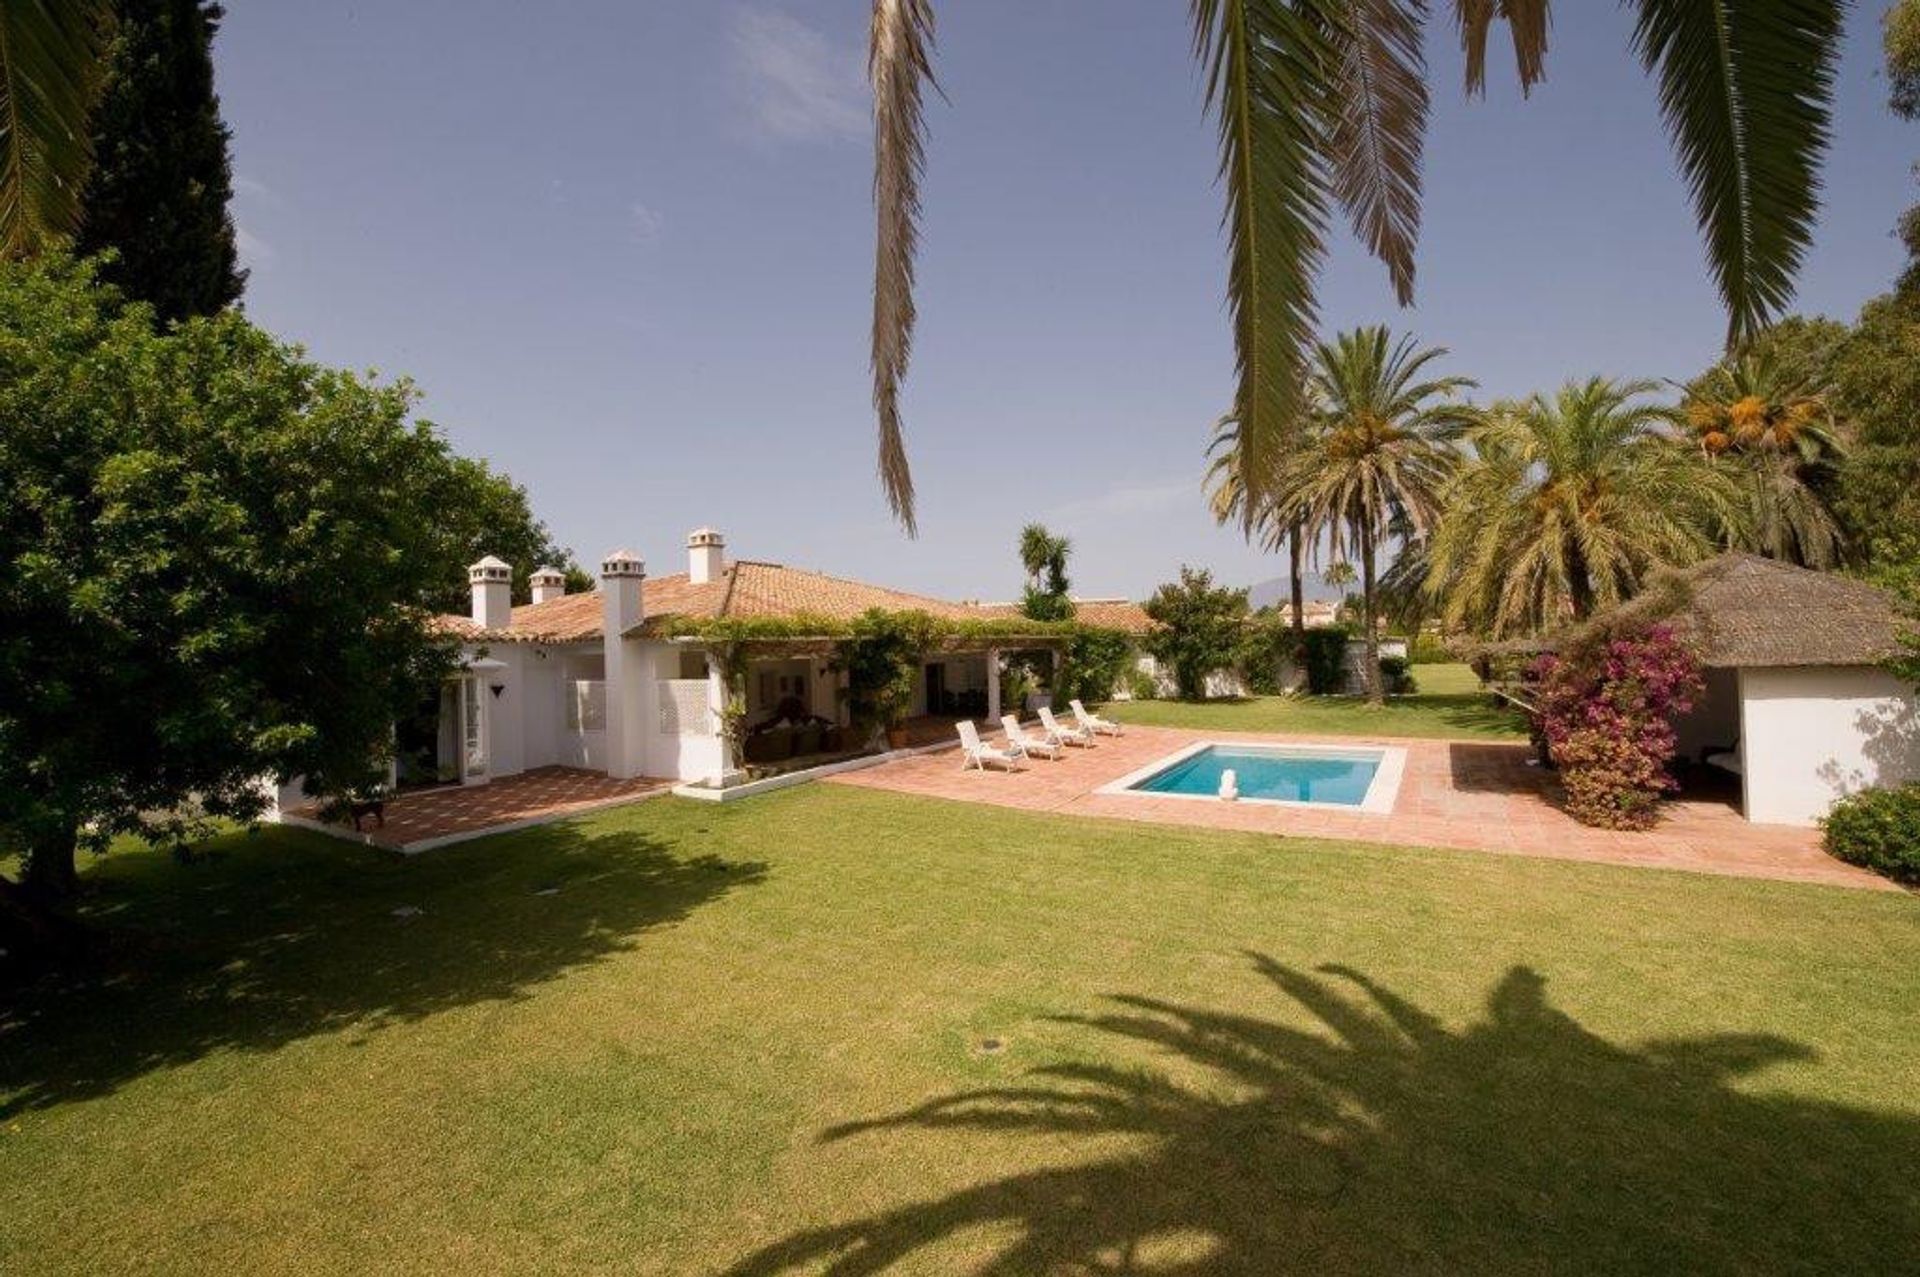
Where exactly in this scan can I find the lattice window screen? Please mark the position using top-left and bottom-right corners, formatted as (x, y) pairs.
(567, 680), (606, 732)
(659, 679), (714, 736)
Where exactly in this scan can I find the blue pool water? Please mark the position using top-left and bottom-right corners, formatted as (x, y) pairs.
(1129, 745), (1380, 806)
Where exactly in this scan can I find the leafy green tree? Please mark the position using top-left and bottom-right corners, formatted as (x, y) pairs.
(1832, 290), (1920, 568)
(76, 0), (244, 322)
(1017, 522), (1073, 622)
(866, 0), (1845, 531)
(0, 256), (468, 917)
(417, 455), (582, 614)
(1143, 567), (1249, 699)
(1681, 345), (1846, 568)
(1427, 380), (1736, 638)
(1274, 326), (1472, 704)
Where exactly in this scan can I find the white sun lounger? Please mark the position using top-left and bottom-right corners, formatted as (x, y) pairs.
(957, 719), (1023, 771)
(1037, 705), (1094, 747)
(1069, 699), (1123, 737)
(1002, 714), (1063, 760)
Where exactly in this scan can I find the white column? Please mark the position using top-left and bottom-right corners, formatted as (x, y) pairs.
(985, 648), (1002, 723)
(708, 651), (737, 782)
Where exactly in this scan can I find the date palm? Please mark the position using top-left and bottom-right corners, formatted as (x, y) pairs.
(1426, 378), (1740, 638)
(1682, 347), (1846, 567)
(868, 1), (1843, 533)
(1272, 326), (1473, 704)
(0, 0), (112, 255)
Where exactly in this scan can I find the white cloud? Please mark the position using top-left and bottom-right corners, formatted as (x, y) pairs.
(1053, 476), (1202, 524)
(232, 174), (277, 203)
(629, 201), (665, 245)
(235, 224), (274, 266)
(729, 6), (866, 143)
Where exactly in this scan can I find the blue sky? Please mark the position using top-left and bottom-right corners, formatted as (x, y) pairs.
(215, 2), (1916, 602)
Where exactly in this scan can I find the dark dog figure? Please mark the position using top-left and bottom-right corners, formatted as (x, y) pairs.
(348, 799), (386, 831)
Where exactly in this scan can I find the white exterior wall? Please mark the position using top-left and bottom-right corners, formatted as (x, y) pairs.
(650, 645), (725, 782)
(1671, 667), (1741, 762)
(1737, 664), (1920, 827)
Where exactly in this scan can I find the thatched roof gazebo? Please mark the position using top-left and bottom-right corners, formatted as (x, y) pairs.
(1582, 554), (1917, 828)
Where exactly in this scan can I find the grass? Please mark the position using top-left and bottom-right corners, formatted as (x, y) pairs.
(1110, 661), (1528, 740)
(4, 783), (1917, 1273)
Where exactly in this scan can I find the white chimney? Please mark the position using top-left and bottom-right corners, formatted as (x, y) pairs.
(468, 555), (512, 629)
(529, 566), (567, 605)
(687, 527), (725, 585)
(600, 549), (646, 636)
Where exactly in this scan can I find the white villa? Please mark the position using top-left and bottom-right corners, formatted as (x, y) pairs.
(365, 529), (1148, 795)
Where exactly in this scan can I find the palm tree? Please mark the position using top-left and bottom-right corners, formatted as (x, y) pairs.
(1426, 379), (1740, 638)
(1017, 522), (1069, 594)
(1205, 413), (1308, 649)
(1016, 522), (1072, 620)
(867, 1), (1845, 532)
(1272, 326), (1473, 704)
(1681, 347), (1846, 567)
(0, 1), (113, 255)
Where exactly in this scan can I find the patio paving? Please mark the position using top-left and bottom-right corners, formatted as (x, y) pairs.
(826, 725), (1895, 891)
(285, 766), (674, 852)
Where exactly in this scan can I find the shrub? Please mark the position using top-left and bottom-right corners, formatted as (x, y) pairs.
(839, 609), (939, 741)
(1531, 624), (1703, 830)
(1300, 626), (1351, 695)
(1379, 655), (1416, 695)
(1125, 666), (1158, 700)
(1235, 614), (1294, 694)
(1822, 785), (1920, 883)
(1058, 626), (1135, 704)
(1143, 567), (1249, 699)
(1407, 632), (1453, 664)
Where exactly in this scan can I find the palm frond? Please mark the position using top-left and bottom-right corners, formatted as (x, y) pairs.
(868, 0), (937, 535)
(1454, 0), (1551, 96)
(0, 0), (111, 257)
(1630, 0), (1842, 343)
(1192, 0), (1338, 531)
(1328, 0), (1428, 304)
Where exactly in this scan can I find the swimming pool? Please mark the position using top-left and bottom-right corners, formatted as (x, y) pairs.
(1098, 742), (1406, 813)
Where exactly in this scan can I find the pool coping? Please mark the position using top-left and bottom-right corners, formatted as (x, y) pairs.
(1094, 739), (1409, 815)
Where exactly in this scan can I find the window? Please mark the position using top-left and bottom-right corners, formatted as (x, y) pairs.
(567, 679), (606, 732)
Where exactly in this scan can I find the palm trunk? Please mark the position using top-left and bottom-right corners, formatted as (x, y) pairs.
(1360, 519), (1383, 706)
(1567, 543), (1595, 622)
(1287, 521), (1306, 692)
(1288, 521), (1306, 638)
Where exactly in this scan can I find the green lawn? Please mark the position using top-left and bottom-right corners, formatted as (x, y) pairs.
(1108, 661), (1528, 739)
(4, 784), (1917, 1273)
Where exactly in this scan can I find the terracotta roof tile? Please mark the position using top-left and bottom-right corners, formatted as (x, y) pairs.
(429, 559), (1082, 644)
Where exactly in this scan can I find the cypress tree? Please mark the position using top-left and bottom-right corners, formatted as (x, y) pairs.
(77, 0), (245, 322)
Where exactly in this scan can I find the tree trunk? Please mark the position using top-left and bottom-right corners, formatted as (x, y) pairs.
(2, 820), (89, 972)
(1288, 521), (1306, 639)
(1287, 521), (1307, 693)
(1567, 539), (1594, 622)
(22, 826), (80, 900)
(1360, 519), (1383, 706)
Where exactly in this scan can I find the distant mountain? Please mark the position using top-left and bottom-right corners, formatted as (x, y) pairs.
(1246, 572), (1340, 610)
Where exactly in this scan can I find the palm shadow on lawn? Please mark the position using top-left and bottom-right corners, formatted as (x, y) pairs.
(730, 955), (1920, 1274)
(0, 822), (765, 1117)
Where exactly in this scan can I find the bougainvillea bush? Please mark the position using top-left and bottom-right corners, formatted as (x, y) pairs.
(1530, 624), (1704, 830)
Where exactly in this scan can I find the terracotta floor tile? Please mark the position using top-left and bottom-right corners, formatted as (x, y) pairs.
(827, 725), (1893, 892)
